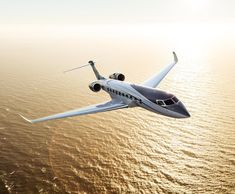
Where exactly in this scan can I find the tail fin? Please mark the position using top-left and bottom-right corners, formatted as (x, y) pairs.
(88, 61), (105, 80)
(64, 61), (105, 80)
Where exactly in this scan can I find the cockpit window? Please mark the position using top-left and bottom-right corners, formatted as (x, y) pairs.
(156, 100), (165, 106)
(156, 96), (179, 106)
(131, 84), (180, 106)
(164, 99), (174, 105)
(172, 96), (179, 103)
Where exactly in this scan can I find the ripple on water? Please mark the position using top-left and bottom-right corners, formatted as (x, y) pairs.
(181, 149), (198, 158)
(1, 60), (235, 194)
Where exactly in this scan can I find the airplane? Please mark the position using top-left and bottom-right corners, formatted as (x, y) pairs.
(20, 52), (190, 124)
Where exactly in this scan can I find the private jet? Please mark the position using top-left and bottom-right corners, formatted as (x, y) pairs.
(21, 52), (190, 123)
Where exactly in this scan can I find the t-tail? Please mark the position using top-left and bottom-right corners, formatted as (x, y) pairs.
(64, 61), (105, 80)
(88, 61), (104, 80)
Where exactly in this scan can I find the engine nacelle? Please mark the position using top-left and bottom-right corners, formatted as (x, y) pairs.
(89, 82), (101, 92)
(109, 73), (125, 81)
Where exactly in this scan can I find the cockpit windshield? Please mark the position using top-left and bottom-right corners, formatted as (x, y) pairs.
(172, 96), (179, 103)
(164, 99), (174, 105)
(156, 96), (179, 107)
(130, 84), (180, 107)
(156, 100), (164, 106)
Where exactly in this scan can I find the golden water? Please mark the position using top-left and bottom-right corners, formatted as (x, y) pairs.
(0, 24), (235, 193)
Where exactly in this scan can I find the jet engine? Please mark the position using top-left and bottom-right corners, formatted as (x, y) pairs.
(109, 73), (125, 81)
(89, 82), (101, 92)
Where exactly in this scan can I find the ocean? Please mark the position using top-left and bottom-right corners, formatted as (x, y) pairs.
(0, 24), (235, 193)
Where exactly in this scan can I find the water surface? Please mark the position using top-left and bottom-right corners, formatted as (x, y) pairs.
(0, 24), (235, 193)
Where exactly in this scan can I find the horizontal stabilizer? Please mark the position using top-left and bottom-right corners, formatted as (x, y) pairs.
(19, 114), (33, 123)
(64, 61), (104, 80)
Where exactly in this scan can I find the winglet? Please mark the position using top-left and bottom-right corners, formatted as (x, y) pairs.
(173, 51), (178, 63)
(19, 114), (33, 123)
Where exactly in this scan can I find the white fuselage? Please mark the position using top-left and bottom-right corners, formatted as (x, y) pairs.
(20, 53), (190, 124)
(97, 79), (189, 118)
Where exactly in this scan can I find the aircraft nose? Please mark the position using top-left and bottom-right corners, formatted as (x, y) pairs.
(178, 102), (190, 118)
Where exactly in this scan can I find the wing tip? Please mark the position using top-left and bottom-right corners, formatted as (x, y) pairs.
(19, 114), (33, 124)
(173, 51), (178, 63)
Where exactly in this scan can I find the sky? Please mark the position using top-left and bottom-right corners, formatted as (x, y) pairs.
(0, 0), (235, 72)
(0, 0), (234, 25)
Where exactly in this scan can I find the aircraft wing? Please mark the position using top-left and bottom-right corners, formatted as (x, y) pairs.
(142, 52), (178, 88)
(20, 99), (127, 123)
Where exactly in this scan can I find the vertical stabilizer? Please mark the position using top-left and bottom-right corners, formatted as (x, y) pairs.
(88, 61), (105, 80)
